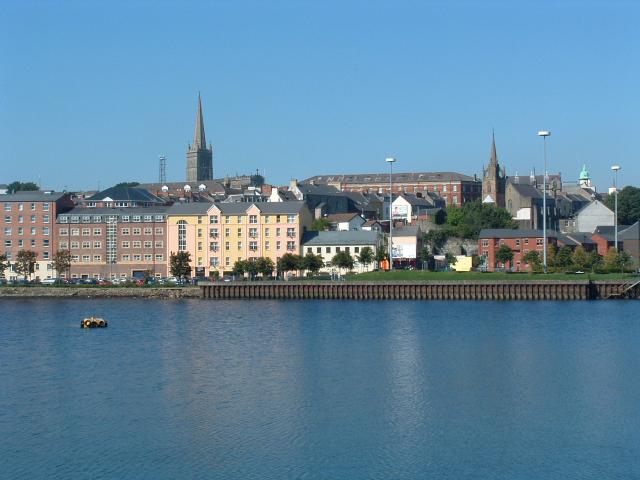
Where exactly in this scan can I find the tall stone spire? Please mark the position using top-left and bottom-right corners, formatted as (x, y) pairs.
(482, 130), (506, 208)
(489, 130), (498, 165)
(193, 92), (206, 149)
(186, 93), (213, 182)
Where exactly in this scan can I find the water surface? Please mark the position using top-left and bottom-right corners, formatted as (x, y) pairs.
(1, 299), (639, 479)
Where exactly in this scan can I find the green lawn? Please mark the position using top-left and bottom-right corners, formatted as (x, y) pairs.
(347, 271), (638, 282)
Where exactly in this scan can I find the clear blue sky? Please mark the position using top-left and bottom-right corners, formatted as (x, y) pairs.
(1, 0), (638, 192)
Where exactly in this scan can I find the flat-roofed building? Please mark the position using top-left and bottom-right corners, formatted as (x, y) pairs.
(1, 191), (74, 280)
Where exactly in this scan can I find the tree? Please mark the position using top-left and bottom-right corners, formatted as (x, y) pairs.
(357, 247), (374, 271)
(169, 251), (192, 280)
(522, 250), (542, 272)
(605, 186), (640, 226)
(310, 218), (332, 231)
(233, 259), (248, 276)
(245, 258), (259, 279)
(302, 252), (324, 275)
(495, 244), (514, 269)
(7, 181), (39, 194)
(424, 229), (449, 254)
(0, 253), (9, 278)
(445, 200), (518, 239)
(555, 246), (574, 271)
(444, 252), (458, 269)
(604, 248), (633, 273)
(587, 251), (604, 273)
(434, 209), (447, 225)
(546, 244), (557, 272)
(418, 247), (430, 270)
(256, 257), (275, 277)
(331, 251), (354, 272)
(52, 249), (72, 278)
(14, 250), (37, 281)
(277, 253), (302, 277)
(571, 245), (588, 271)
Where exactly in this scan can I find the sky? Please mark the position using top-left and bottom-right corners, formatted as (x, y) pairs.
(1, 0), (638, 192)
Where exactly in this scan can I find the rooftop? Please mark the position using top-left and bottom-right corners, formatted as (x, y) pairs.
(304, 171), (479, 184)
(0, 191), (69, 202)
(302, 230), (380, 246)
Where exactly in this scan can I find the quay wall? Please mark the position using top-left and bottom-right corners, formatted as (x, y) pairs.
(0, 286), (200, 299)
(201, 281), (638, 301)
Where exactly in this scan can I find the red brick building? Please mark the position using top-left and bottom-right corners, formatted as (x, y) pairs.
(478, 229), (558, 272)
(1, 191), (74, 280)
(303, 172), (481, 207)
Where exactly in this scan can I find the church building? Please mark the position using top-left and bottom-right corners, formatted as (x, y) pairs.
(186, 93), (213, 182)
(482, 133), (506, 208)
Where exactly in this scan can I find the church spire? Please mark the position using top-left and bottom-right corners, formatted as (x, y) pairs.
(193, 92), (206, 150)
(489, 129), (498, 165)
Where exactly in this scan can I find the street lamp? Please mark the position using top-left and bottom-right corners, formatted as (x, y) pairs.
(386, 157), (396, 270)
(537, 131), (551, 273)
(612, 165), (621, 250)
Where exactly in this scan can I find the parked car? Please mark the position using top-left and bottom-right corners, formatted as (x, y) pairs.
(41, 278), (57, 285)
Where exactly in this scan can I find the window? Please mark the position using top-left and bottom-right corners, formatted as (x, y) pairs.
(132, 228), (141, 235)
(225, 228), (230, 237)
(43, 215), (50, 223)
(481, 239), (489, 248)
(120, 228), (130, 235)
(72, 255), (79, 262)
(276, 215), (281, 223)
(3, 204), (10, 212)
(71, 228), (80, 236)
(249, 241), (258, 251)
(4, 239), (11, 247)
(93, 216), (102, 223)
(524, 239), (529, 245)
(18, 239), (24, 247)
(210, 215), (218, 224)
(60, 241), (68, 249)
(265, 228), (270, 237)
(515, 239), (520, 246)
(317, 247), (321, 254)
(210, 242), (219, 252)
(237, 241), (242, 250)
(197, 216), (203, 225)
(132, 241), (141, 248)
(326, 247), (331, 253)
(154, 241), (163, 248)
(82, 255), (90, 263)
(133, 254), (142, 261)
(144, 227), (152, 235)
(210, 258), (218, 267)
(144, 254), (152, 261)
(18, 203), (23, 211)
(93, 255), (102, 262)
(249, 228), (258, 238)
(225, 241), (230, 251)
(4, 215), (10, 223)
(94, 241), (101, 248)
(345, 247), (350, 253)
(210, 228), (218, 238)
(82, 215), (91, 223)
(30, 227), (36, 235)
(197, 242), (203, 252)
(82, 241), (91, 249)
(18, 227), (23, 235)
(287, 228), (295, 238)
(336, 247), (341, 252)
(155, 227), (163, 235)
(144, 241), (152, 248)
(307, 247), (313, 254)
(70, 215), (79, 223)
(122, 241), (130, 248)
(225, 216), (230, 224)
(276, 228), (281, 236)
(249, 215), (258, 224)
(197, 228), (203, 238)
(155, 254), (164, 261)
(144, 215), (152, 222)
(121, 216), (130, 223)
(237, 228), (242, 236)
(355, 247), (360, 253)
(92, 228), (101, 235)
(43, 252), (50, 260)
(264, 216), (270, 224)
(265, 241), (270, 251)
(276, 241), (281, 250)
(287, 215), (295, 223)
(71, 241), (80, 249)
(132, 216), (141, 222)
(453, 185), (458, 192)
(237, 216), (244, 223)
(82, 228), (90, 236)
(225, 257), (230, 266)
(122, 254), (130, 261)
(154, 215), (163, 222)
(3, 227), (10, 235)
(59, 228), (68, 236)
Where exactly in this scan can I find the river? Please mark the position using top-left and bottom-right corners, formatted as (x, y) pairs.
(1, 299), (639, 479)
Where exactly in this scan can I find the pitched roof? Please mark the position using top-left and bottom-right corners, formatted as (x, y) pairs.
(325, 213), (363, 223)
(301, 230), (380, 246)
(166, 202), (213, 215)
(396, 194), (433, 206)
(0, 191), (68, 202)
(87, 186), (165, 204)
(479, 228), (560, 239)
(619, 222), (640, 240)
(393, 225), (422, 237)
(304, 171), (478, 184)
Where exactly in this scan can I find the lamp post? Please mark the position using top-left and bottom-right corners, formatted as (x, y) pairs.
(386, 157), (396, 270)
(537, 131), (551, 273)
(612, 165), (621, 250)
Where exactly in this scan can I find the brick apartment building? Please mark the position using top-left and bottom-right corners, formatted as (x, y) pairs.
(1, 191), (74, 280)
(478, 229), (559, 272)
(303, 172), (481, 206)
(55, 207), (170, 279)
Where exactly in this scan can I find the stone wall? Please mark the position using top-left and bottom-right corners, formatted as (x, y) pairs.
(0, 287), (200, 299)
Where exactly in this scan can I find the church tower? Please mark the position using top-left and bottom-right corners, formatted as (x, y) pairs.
(482, 132), (506, 208)
(186, 93), (213, 182)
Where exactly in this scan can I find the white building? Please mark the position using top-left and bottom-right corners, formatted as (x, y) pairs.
(301, 230), (381, 272)
(325, 213), (365, 231)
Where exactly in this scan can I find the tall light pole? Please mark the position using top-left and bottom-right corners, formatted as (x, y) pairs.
(537, 131), (551, 273)
(386, 157), (396, 270)
(612, 165), (621, 250)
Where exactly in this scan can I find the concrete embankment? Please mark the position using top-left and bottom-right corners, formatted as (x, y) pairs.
(0, 286), (200, 299)
(201, 280), (640, 301)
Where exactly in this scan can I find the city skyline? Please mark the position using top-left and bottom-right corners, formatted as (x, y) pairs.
(1, 1), (638, 191)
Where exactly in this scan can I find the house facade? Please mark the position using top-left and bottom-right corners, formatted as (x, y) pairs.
(478, 229), (558, 272)
(301, 230), (381, 272)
